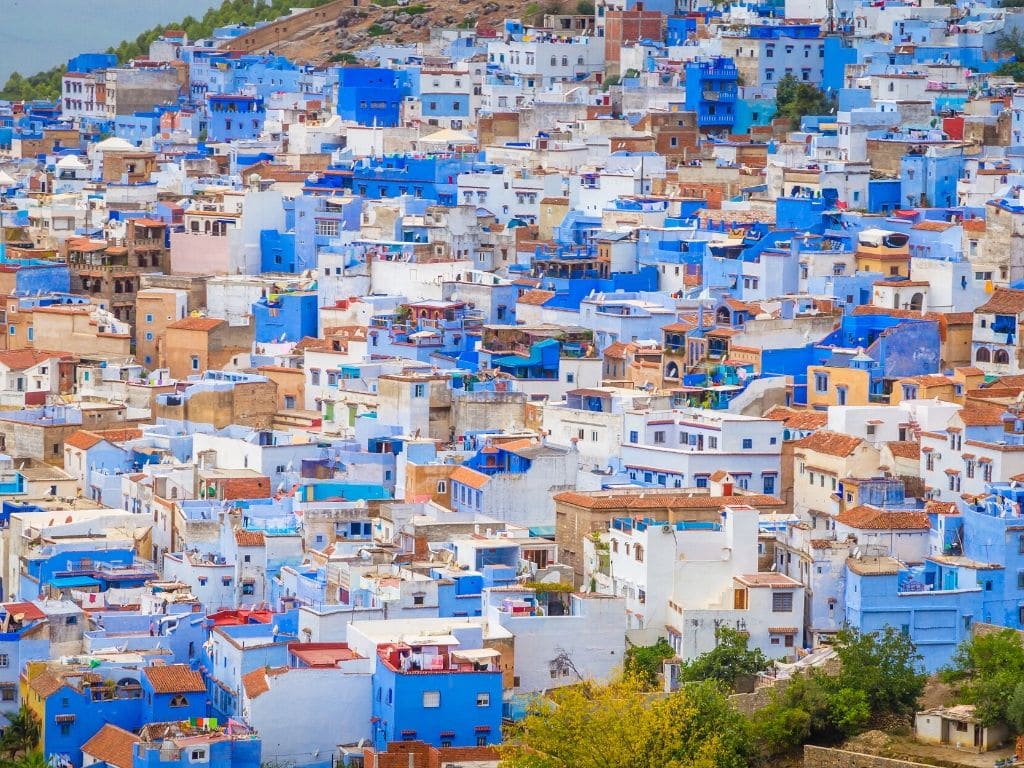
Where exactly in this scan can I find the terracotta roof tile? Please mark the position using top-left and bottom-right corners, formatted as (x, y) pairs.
(793, 430), (864, 457)
(29, 671), (66, 698)
(82, 724), (139, 768)
(64, 431), (105, 451)
(836, 505), (930, 530)
(517, 289), (556, 306)
(143, 664), (206, 694)
(764, 406), (828, 430)
(167, 317), (224, 332)
(235, 529), (266, 547)
(886, 441), (920, 460)
(959, 403), (1009, 427)
(976, 287), (1024, 315)
(450, 465), (490, 490)
(0, 350), (68, 370)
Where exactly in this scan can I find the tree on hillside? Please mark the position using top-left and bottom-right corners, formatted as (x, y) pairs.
(501, 676), (754, 768)
(942, 628), (1024, 728)
(678, 627), (771, 689)
(624, 637), (674, 689)
(750, 628), (924, 762)
(775, 73), (836, 129)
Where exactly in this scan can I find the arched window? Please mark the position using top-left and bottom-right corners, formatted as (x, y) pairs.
(634, 545), (644, 563)
(994, 349), (1010, 365)
(976, 347), (991, 363)
(170, 694), (188, 707)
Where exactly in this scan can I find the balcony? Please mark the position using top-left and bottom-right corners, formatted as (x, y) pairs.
(703, 90), (737, 103)
(698, 113), (734, 126)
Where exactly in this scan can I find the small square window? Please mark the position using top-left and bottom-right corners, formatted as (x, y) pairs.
(423, 690), (440, 708)
(476, 692), (490, 707)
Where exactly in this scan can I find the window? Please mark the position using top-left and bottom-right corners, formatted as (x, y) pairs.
(476, 692), (490, 706)
(316, 219), (340, 237)
(742, 438), (753, 450)
(423, 691), (440, 707)
(635, 545), (644, 562)
(629, 430), (638, 444)
(413, 383), (426, 398)
(412, 594), (425, 606)
(708, 436), (718, 450)
(189, 748), (207, 763)
(0, 684), (14, 702)
(191, 355), (200, 371)
(170, 694), (189, 707)
(772, 592), (793, 612)
(477, 735), (488, 746)
(653, 430), (666, 444)
(814, 372), (829, 393)
(0, 655), (8, 668)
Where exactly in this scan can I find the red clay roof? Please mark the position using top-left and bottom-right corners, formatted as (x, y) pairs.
(764, 406), (828, 430)
(28, 671), (66, 698)
(886, 441), (920, 460)
(450, 465), (490, 490)
(976, 287), (1024, 315)
(167, 317), (224, 332)
(143, 664), (206, 693)
(959, 403), (1009, 427)
(82, 724), (139, 768)
(517, 289), (556, 306)
(0, 350), (66, 370)
(793, 430), (864, 457)
(64, 431), (105, 451)
(836, 505), (930, 530)
(235, 529), (266, 548)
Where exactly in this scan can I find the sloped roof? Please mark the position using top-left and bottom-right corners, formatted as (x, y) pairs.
(977, 287), (1024, 315)
(793, 430), (863, 457)
(28, 671), (66, 698)
(959, 403), (1009, 427)
(552, 491), (784, 510)
(82, 724), (139, 768)
(517, 289), (556, 306)
(64, 431), (105, 451)
(235, 529), (266, 548)
(143, 665), (206, 694)
(886, 441), (920, 460)
(836, 505), (930, 531)
(764, 406), (828, 431)
(450, 465), (490, 490)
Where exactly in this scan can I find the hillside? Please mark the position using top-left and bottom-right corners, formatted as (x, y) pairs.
(232, 0), (566, 66)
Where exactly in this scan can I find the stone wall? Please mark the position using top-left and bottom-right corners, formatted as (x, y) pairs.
(803, 746), (935, 768)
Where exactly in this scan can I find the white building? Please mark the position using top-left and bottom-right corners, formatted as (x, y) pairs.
(601, 505), (804, 660)
(620, 408), (784, 495)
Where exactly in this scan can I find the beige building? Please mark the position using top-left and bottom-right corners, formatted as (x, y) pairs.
(791, 430), (881, 518)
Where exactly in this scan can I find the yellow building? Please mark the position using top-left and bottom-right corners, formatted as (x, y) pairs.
(855, 228), (910, 278)
(806, 363), (871, 408)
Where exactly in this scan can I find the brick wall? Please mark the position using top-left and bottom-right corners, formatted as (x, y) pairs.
(803, 746), (935, 768)
(221, 476), (272, 500)
(361, 741), (498, 768)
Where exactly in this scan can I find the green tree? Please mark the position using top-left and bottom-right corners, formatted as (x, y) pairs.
(774, 73), (836, 129)
(501, 676), (753, 768)
(829, 626), (924, 717)
(678, 627), (771, 689)
(576, 0), (595, 13)
(942, 628), (1024, 728)
(624, 638), (674, 689)
(0, 707), (39, 759)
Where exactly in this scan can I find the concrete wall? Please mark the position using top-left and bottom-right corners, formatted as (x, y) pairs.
(803, 746), (936, 768)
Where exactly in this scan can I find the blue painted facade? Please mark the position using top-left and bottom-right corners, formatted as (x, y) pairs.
(335, 67), (413, 127)
(683, 58), (738, 132)
(253, 291), (319, 344)
(371, 644), (502, 751)
(206, 95), (266, 143)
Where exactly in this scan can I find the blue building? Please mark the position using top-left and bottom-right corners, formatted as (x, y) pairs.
(206, 94), (266, 143)
(900, 148), (963, 209)
(335, 67), (413, 127)
(134, 721), (261, 768)
(371, 640), (502, 750)
(252, 291), (319, 344)
(351, 154), (479, 205)
(683, 57), (738, 133)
